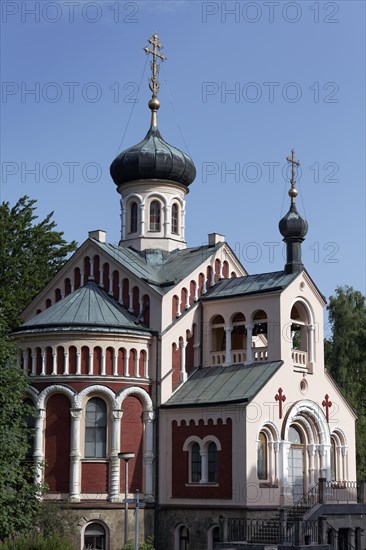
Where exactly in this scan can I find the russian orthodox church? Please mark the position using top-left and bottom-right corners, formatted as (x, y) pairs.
(13, 35), (365, 550)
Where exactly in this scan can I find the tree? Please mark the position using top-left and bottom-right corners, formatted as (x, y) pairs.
(325, 286), (366, 481)
(0, 320), (42, 540)
(0, 196), (77, 334)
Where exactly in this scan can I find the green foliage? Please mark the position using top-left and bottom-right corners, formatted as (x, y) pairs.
(120, 536), (155, 550)
(33, 501), (78, 540)
(0, 196), (77, 334)
(325, 285), (366, 481)
(0, 532), (78, 550)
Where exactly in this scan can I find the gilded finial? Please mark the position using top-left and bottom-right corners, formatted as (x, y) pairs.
(144, 33), (167, 127)
(286, 149), (300, 204)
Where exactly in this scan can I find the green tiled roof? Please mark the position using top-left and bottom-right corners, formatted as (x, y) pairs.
(16, 281), (150, 334)
(93, 241), (225, 294)
(161, 361), (283, 407)
(201, 271), (299, 300)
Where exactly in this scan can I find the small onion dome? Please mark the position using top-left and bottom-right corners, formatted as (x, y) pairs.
(279, 203), (308, 239)
(110, 126), (196, 187)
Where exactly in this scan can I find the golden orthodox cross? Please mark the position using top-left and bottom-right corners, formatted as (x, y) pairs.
(144, 34), (167, 98)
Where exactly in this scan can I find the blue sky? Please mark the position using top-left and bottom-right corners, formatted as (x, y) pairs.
(1, 0), (365, 317)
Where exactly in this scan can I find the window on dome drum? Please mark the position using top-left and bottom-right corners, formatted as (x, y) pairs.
(130, 201), (138, 233)
(191, 442), (201, 482)
(208, 442), (218, 482)
(257, 432), (268, 480)
(171, 203), (179, 234)
(149, 200), (161, 231)
(84, 522), (106, 549)
(85, 397), (107, 458)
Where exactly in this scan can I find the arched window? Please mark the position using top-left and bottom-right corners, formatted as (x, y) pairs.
(257, 431), (268, 480)
(330, 437), (337, 481)
(84, 522), (106, 549)
(211, 315), (225, 352)
(85, 398), (107, 458)
(179, 526), (189, 550)
(171, 203), (179, 234)
(130, 201), (138, 233)
(191, 442), (201, 482)
(149, 200), (161, 231)
(208, 442), (218, 482)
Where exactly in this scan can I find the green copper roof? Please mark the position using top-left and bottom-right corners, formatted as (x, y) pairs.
(201, 271), (299, 301)
(161, 361), (283, 407)
(18, 281), (150, 334)
(93, 241), (225, 294)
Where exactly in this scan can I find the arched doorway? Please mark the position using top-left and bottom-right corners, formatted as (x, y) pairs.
(288, 425), (305, 501)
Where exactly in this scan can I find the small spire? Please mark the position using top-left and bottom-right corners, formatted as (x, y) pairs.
(286, 148), (300, 205)
(144, 33), (167, 127)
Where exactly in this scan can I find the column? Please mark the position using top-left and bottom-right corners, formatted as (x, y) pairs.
(273, 441), (280, 483)
(219, 261), (223, 279)
(307, 324), (315, 373)
(22, 350), (28, 374)
(194, 282), (198, 302)
(134, 352), (139, 377)
(224, 325), (233, 366)
(41, 351), (46, 376)
(31, 351), (36, 375)
(108, 276), (113, 295)
(88, 351), (93, 376)
(118, 282), (123, 304)
(181, 204), (186, 241)
(143, 411), (155, 501)
(341, 446), (348, 481)
(210, 269), (215, 287)
(176, 296), (181, 317)
(70, 408), (82, 501)
(124, 351), (130, 377)
(34, 409), (45, 485)
(245, 323), (254, 364)
(101, 351), (106, 376)
(128, 290), (133, 313)
(76, 351), (81, 375)
(113, 350), (118, 376)
(120, 199), (126, 241)
(52, 350), (57, 375)
(109, 410), (123, 502)
(139, 298), (144, 317)
(202, 277), (207, 295)
(268, 441), (274, 483)
(279, 440), (292, 506)
(80, 270), (84, 286)
(180, 340), (187, 382)
(139, 204), (145, 237)
(164, 205), (170, 237)
(184, 291), (189, 310)
(318, 444), (331, 480)
(64, 350), (69, 375)
(337, 446), (343, 481)
(99, 267), (103, 287)
(200, 449), (207, 483)
(144, 350), (149, 379)
(307, 444), (317, 486)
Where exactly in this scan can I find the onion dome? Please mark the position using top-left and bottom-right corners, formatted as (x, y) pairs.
(110, 34), (196, 188)
(279, 202), (308, 239)
(279, 149), (308, 274)
(110, 123), (196, 188)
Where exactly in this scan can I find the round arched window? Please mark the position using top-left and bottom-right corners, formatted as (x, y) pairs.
(149, 200), (161, 231)
(171, 203), (179, 234)
(130, 201), (138, 233)
(84, 522), (106, 549)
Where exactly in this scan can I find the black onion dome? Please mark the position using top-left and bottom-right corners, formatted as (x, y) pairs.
(279, 203), (308, 239)
(110, 126), (196, 187)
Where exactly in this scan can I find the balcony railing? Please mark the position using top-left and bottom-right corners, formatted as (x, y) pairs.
(253, 346), (268, 362)
(292, 349), (307, 368)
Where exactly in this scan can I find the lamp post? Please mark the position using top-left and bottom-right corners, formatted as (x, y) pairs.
(118, 451), (135, 546)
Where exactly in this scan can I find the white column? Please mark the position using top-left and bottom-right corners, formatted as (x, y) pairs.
(164, 205), (170, 237)
(22, 350), (28, 374)
(307, 444), (317, 486)
(88, 351), (93, 375)
(224, 325), (233, 366)
(76, 351), (81, 375)
(109, 410), (123, 502)
(101, 351), (106, 376)
(99, 267), (103, 287)
(307, 324), (315, 372)
(337, 446), (343, 481)
(108, 275), (113, 295)
(202, 277), (207, 295)
(181, 204), (186, 241)
(124, 351), (130, 377)
(31, 352), (36, 375)
(113, 350), (118, 376)
(245, 323), (254, 364)
(64, 350), (69, 375)
(80, 271), (84, 286)
(279, 440), (292, 506)
(34, 409), (45, 485)
(342, 446), (348, 481)
(134, 353), (139, 377)
(210, 268), (215, 287)
(184, 291), (189, 310)
(139, 298), (144, 316)
(219, 261), (223, 279)
(176, 296), (181, 317)
(71, 279), (75, 292)
(200, 449), (207, 483)
(144, 350), (149, 379)
(139, 204), (145, 237)
(180, 341), (188, 382)
(51, 350), (57, 375)
(143, 411), (155, 501)
(273, 441), (280, 483)
(129, 290), (133, 313)
(194, 282), (198, 302)
(70, 408), (82, 501)
(268, 441), (274, 483)
(318, 444), (331, 479)
(120, 200), (126, 241)
(118, 282), (123, 304)
(41, 351), (46, 376)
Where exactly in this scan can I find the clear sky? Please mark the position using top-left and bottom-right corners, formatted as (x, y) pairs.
(1, 0), (365, 320)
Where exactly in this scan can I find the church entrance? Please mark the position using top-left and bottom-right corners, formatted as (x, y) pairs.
(288, 426), (304, 502)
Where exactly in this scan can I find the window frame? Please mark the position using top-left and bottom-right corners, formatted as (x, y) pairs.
(129, 201), (138, 234)
(84, 397), (107, 459)
(171, 202), (179, 234)
(149, 200), (161, 232)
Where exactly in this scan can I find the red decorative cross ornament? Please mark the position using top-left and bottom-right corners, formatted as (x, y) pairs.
(275, 387), (286, 419)
(322, 394), (332, 422)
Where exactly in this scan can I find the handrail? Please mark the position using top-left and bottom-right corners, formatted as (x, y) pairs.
(289, 482), (319, 515)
